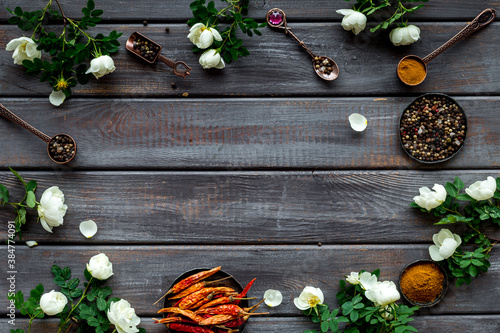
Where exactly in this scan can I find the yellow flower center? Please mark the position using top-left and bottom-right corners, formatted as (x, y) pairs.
(55, 79), (69, 91)
(307, 296), (321, 308)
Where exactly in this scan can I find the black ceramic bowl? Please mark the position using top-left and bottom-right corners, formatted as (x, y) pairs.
(399, 93), (467, 164)
(399, 260), (448, 307)
(163, 268), (248, 333)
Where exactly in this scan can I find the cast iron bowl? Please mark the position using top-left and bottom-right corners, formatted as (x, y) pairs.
(163, 268), (248, 333)
(399, 93), (467, 164)
(399, 259), (448, 307)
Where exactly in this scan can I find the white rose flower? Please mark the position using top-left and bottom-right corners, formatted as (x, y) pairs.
(85, 55), (116, 79)
(389, 25), (421, 46)
(336, 9), (367, 35)
(346, 272), (360, 285)
(37, 186), (68, 233)
(365, 281), (400, 306)
(87, 253), (114, 280)
(107, 299), (141, 333)
(293, 286), (324, 310)
(465, 176), (497, 201)
(429, 228), (461, 261)
(199, 49), (225, 69)
(413, 184), (447, 211)
(40, 290), (68, 316)
(5, 37), (41, 65)
(263, 289), (283, 307)
(188, 23), (223, 49)
(49, 90), (66, 106)
(358, 271), (377, 291)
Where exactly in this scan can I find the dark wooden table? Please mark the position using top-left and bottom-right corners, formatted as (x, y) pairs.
(1, 1), (500, 332)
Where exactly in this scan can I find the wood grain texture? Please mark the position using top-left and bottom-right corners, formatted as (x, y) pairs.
(1, 170), (499, 244)
(3, 316), (500, 333)
(1, 97), (499, 169)
(1, 0), (498, 21)
(1, 23), (499, 97)
(1, 245), (499, 316)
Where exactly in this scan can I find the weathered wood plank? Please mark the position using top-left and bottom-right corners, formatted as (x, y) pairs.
(1, 0), (498, 21)
(1, 23), (499, 97)
(4, 316), (500, 333)
(1, 245), (499, 316)
(0, 97), (499, 169)
(1, 170), (499, 244)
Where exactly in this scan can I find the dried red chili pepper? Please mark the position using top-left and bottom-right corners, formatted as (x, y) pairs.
(198, 295), (255, 310)
(157, 307), (205, 323)
(234, 278), (256, 304)
(197, 304), (268, 316)
(154, 267), (221, 305)
(198, 314), (237, 326)
(169, 276), (232, 300)
(179, 287), (235, 309)
(168, 323), (215, 333)
(223, 300), (264, 328)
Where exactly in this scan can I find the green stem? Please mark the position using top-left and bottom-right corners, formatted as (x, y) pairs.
(443, 207), (463, 216)
(31, 0), (53, 39)
(57, 277), (93, 333)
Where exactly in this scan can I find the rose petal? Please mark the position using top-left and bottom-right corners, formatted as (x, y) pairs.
(429, 245), (444, 261)
(80, 220), (98, 238)
(26, 241), (38, 247)
(49, 90), (66, 106)
(348, 113), (368, 132)
(439, 238), (458, 259)
(263, 289), (283, 307)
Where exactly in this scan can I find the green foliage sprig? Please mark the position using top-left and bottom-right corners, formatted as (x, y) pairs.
(345, 0), (429, 32)
(6, 0), (121, 102)
(1, 168), (38, 241)
(188, 0), (266, 65)
(411, 176), (500, 287)
(302, 270), (418, 333)
(8, 263), (146, 333)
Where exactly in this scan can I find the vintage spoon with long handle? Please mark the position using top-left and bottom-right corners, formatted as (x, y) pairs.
(0, 103), (76, 164)
(266, 8), (339, 81)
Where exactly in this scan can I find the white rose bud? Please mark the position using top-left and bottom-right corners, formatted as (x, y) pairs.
(107, 299), (141, 333)
(85, 55), (116, 79)
(6, 37), (41, 65)
(413, 184), (447, 211)
(336, 9), (367, 35)
(87, 253), (114, 280)
(199, 49), (225, 69)
(429, 228), (461, 261)
(365, 281), (400, 306)
(346, 272), (360, 285)
(188, 23), (223, 49)
(40, 290), (68, 316)
(389, 25), (421, 46)
(37, 186), (68, 233)
(465, 176), (497, 201)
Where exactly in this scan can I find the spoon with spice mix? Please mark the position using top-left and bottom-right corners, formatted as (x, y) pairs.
(397, 8), (496, 86)
(266, 8), (339, 81)
(0, 103), (76, 164)
(126, 32), (191, 79)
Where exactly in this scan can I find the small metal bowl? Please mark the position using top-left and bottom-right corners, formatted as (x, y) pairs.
(399, 93), (467, 164)
(399, 259), (448, 307)
(163, 268), (248, 333)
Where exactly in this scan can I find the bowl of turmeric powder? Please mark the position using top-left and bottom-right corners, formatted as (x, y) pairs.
(399, 260), (448, 307)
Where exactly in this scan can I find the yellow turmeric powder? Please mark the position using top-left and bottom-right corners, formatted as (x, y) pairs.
(400, 261), (444, 303)
(398, 58), (426, 85)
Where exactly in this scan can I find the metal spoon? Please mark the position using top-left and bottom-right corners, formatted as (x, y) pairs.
(0, 103), (76, 164)
(126, 32), (191, 79)
(266, 8), (339, 81)
(398, 8), (496, 86)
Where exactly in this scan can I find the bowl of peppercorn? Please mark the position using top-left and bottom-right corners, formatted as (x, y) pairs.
(399, 93), (467, 163)
(47, 133), (77, 164)
(399, 260), (448, 307)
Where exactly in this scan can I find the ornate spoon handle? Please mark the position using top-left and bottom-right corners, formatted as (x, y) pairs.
(157, 54), (192, 79)
(0, 103), (51, 142)
(422, 8), (496, 64)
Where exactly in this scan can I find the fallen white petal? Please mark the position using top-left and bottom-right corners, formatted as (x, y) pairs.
(79, 220), (98, 238)
(49, 90), (66, 106)
(264, 289), (283, 307)
(349, 113), (368, 132)
(26, 241), (38, 247)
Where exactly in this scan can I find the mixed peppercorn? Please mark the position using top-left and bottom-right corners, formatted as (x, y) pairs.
(400, 95), (467, 163)
(48, 134), (75, 163)
(132, 37), (160, 62)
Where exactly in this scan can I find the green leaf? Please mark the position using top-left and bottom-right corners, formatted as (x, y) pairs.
(54, 276), (67, 288)
(14, 6), (23, 16)
(9, 168), (26, 186)
(454, 177), (465, 190)
(91, 9), (103, 17)
(26, 180), (37, 192)
(457, 193), (472, 201)
(62, 267), (71, 280)
(320, 320), (329, 332)
(87, 0), (95, 11)
(97, 297), (107, 311)
(0, 184), (9, 204)
(52, 265), (63, 277)
(349, 309), (359, 322)
(445, 182), (459, 197)
(67, 278), (80, 289)
(468, 264), (478, 277)
(26, 191), (36, 208)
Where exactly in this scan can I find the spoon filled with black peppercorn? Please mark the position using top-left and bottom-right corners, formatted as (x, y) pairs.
(0, 103), (76, 164)
(126, 32), (191, 79)
(266, 8), (339, 81)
